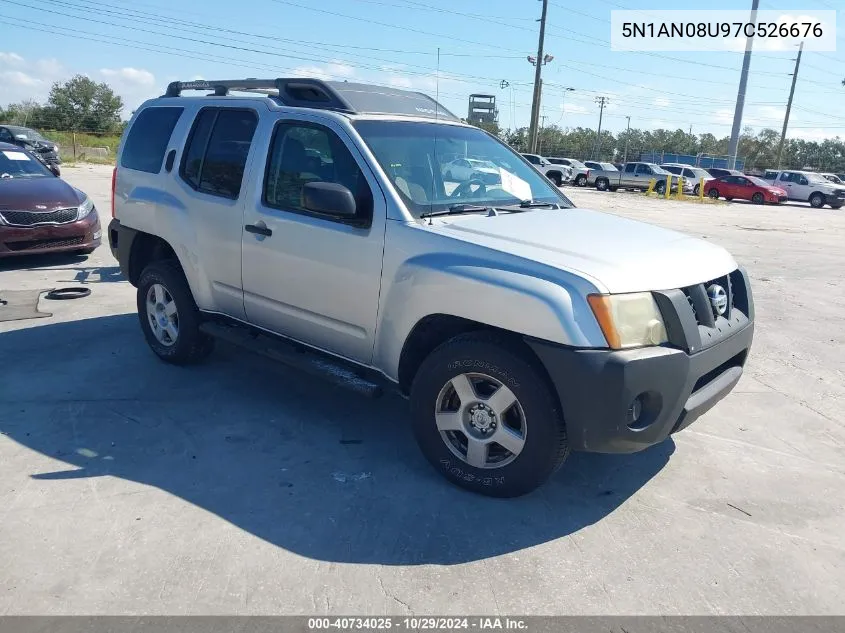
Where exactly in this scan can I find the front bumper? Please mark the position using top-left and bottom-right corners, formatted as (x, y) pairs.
(526, 268), (755, 453)
(824, 192), (845, 205)
(0, 210), (100, 258)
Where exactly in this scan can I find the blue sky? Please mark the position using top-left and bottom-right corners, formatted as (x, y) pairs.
(0, 0), (842, 140)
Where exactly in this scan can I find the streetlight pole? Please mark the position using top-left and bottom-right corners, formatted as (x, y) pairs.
(727, 0), (760, 169)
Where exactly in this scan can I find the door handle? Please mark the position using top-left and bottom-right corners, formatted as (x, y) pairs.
(245, 223), (272, 237)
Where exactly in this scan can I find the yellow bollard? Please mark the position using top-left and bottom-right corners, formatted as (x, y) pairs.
(664, 175), (672, 199)
(646, 178), (656, 195)
(676, 177), (685, 200)
(699, 177), (705, 202)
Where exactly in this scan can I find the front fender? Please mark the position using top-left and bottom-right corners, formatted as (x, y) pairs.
(373, 252), (607, 381)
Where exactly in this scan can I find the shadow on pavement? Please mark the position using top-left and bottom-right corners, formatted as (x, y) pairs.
(0, 314), (674, 565)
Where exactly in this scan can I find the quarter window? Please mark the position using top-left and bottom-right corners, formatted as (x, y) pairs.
(180, 108), (257, 199)
(263, 122), (372, 225)
(121, 107), (184, 174)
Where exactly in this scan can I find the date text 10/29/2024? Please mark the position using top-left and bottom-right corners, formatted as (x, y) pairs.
(308, 618), (528, 631)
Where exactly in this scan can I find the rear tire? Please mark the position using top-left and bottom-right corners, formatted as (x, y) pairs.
(137, 260), (214, 365)
(410, 332), (569, 498)
(752, 192), (764, 205)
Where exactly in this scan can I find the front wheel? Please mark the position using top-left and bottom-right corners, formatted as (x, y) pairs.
(752, 192), (764, 205)
(596, 178), (609, 191)
(693, 184), (700, 196)
(410, 333), (569, 497)
(137, 260), (214, 365)
(809, 193), (825, 208)
(549, 173), (562, 187)
(655, 181), (666, 195)
(831, 203), (843, 209)
(575, 174), (587, 187)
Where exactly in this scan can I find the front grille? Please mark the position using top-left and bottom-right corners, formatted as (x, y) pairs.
(682, 274), (733, 326)
(5, 236), (85, 251)
(0, 208), (78, 226)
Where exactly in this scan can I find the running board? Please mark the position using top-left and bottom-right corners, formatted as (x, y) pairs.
(199, 321), (384, 399)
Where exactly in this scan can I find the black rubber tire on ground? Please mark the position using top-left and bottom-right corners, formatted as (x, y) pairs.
(809, 193), (825, 209)
(693, 184), (700, 196)
(596, 178), (609, 191)
(75, 247), (96, 255)
(655, 181), (666, 195)
(831, 203), (843, 209)
(550, 173), (563, 187)
(608, 186), (618, 192)
(752, 192), (764, 205)
(136, 259), (214, 365)
(725, 196), (733, 201)
(575, 174), (587, 187)
(409, 332), (570, 498)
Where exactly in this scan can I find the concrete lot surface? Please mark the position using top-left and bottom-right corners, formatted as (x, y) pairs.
(0, 165), (843, 615)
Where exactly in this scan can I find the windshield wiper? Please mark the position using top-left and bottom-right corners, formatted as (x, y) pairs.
(517, 199), (559, 208)
(420, 204), (491, 219)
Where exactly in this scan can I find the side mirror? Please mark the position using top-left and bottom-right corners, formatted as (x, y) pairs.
(303, 182), (357, 218)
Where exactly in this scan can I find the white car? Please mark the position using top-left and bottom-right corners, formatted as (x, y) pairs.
(520, 153), (572, 187)
(762, 169), (845, 208)
(661, 164), (713, 196)
(442, 158), (501, 185)
(548, 157), (590, 187)
(821, 173), (843, 185)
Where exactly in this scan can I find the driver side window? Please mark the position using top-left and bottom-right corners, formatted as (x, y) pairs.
(635, 164), (652, 175)
(798, 175), (809, 185)
(0, 128), (13, 143)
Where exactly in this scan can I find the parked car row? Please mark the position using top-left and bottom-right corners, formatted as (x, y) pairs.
(0, 124), (62, 176)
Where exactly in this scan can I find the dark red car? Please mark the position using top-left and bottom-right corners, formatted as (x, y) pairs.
(705, 174), (788, 205)
(0, 142), (101, 258)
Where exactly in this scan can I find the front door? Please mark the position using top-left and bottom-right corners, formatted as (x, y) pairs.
(779, 171), (809, 201)
(240, 117), (386, 364)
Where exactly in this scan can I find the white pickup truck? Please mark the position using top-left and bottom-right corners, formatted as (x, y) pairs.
(109, 77), (755, 497)
(762, 169), (845, 209)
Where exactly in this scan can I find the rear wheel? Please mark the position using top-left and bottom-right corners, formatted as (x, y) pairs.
(752, 192), (764, 205)
(410, 333), (569, 497)
(137, 260), (214, 365)
(810, 193), (825, 208)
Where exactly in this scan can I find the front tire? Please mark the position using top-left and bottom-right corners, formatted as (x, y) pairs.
(137, 260), (214, 365)
(810, 193), (825, 208)
(655, 181), (666, 195)
(575, 174), (587, 187)
(410, 332), (569, 497)
(693, 184), (700, 196)
(549, 173), (562, 187)
(596, 178), (609, 191)
(752, 192), (764, 205)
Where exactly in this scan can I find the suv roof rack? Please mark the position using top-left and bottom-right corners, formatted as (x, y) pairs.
(162, 78), (460, 121)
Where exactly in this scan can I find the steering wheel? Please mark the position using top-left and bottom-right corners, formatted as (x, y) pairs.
(450, 178), (487, 199)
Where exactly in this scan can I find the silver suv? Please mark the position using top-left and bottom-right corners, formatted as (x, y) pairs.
(109, 78), (755, 497)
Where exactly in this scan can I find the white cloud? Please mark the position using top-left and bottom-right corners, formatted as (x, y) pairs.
(291, 61), (356, 82)
(99, 67), (155, 86)
(0, 70), (41, 87)
(714, 108), (734, 125)
(387, 75), (414, 89)
(563, 102), (588, 115)
(653, 97), (671, 107)
(0, 52), (24, 65)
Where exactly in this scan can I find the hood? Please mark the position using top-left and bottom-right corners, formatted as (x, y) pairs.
(0, 177), (84, 211)
(431, 207), (737, 294)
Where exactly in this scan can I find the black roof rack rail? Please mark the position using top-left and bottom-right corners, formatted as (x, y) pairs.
(162, 77), (459, 121)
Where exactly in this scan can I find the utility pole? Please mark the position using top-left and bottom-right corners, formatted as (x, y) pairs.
(623, 115), (631, 164)
(727, 0), (760, 169)
(777, 41), (803, 169)
(539, 115), (547, 153)
(528, 0), (549, 154)
(593, 96), (608, 159)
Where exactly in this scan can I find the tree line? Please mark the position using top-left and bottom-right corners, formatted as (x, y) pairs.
(477, 122), (845, 173)
(0, 75), (124, 135)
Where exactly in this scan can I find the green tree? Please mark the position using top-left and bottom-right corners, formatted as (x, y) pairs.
(45, 75), (123, 133)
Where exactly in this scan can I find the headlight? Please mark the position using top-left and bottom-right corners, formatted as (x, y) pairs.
(77, 197), (94, 220)
(587, 292), (668, 349)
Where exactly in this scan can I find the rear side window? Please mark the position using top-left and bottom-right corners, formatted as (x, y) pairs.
(625, 163), (636, 173)
(180, 108), (258, 199)
(121, 107), (183, 173)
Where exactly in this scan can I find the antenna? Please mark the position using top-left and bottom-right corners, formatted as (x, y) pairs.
(436, 47), (440, 120)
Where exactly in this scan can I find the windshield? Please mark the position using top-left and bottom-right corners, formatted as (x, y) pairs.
(353, 120), (572, 218)
(747, 176), (774, 187)
(650, 165), (670, 175)
(600, 163), (617, 171)
(0, 148), (53, 178)
(806, 173), (829, 184)
(567, 159), (587, 169)
(7, 126), (44, 142)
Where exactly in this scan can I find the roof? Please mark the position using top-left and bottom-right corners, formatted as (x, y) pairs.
(161, 77), (459, 122)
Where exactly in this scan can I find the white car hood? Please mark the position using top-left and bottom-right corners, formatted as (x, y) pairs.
(432, 207), (737, 294)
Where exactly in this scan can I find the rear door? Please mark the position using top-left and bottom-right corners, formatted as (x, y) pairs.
(634, 163), (654, 188)
(240, 115), (386, 363)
